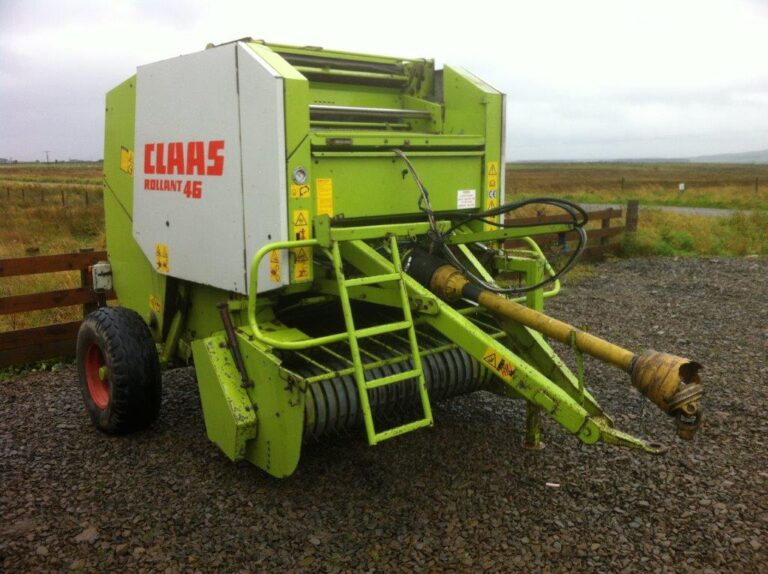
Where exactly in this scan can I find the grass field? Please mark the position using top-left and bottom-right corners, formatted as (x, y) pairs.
(507, 162), (768, 211)
(1, 161), (766, 334)
(617, 209), (768, 257)
(507, 162), (768, 257)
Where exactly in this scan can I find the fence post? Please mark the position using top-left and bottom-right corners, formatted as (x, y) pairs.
(600, 213), (610, 247)
(626, 200), (639, 232)
(79, 248), (97, 318)
(85, 190), (89, 206)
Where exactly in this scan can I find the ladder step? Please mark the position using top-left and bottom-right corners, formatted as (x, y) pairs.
(356, 320), (411, 339)
(365, 368), (421, 390)
(373, 417), (433, 444)
(344, 273), (401, 287)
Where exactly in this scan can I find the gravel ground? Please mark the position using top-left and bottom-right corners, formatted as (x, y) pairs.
(2, 256), (767, 573)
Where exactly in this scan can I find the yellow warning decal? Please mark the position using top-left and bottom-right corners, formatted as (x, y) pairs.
(269, 250), (281, 283)
(486, 161), (499, 192)
(485, 161), (500, 230)
(120, 146), (134, 175)
(149, 294), (162, 314)
(292, 247), (311, 282)
(316, 178), (334, 216)
(484, 196), (499, 231)
(291, 208), (312, 282)
(482, 346), (515, 382)
(155, 243), (169, 273)
(292, 209), (310, 241)
(291, 184), (311, 199)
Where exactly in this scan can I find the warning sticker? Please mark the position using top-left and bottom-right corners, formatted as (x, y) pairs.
(482, 346), (515, 381)
(484, 197), (500, 231)
(485, 160), (500, 230)
(316, 178), (334, 216)
(292, 209), (310, 241)
(155, 243), (169, 273)
(269, 250), (281, 283)
(457, 189), (476, 209)
(149, 294), (162, 314)
(292, 247), (311, 282)
(291, 184), (311, 199)
(120, 146), (134, 175)
(486, 161), (499, 192)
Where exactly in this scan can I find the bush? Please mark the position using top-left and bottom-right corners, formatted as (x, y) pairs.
(659, 228), (695, 253)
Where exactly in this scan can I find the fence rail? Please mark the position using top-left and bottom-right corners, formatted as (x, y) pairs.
(0, 250), (114, 369)
(1, 186), (102, 206)
(505, 205), (631, 260)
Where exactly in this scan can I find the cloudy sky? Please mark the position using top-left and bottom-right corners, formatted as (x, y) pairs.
(1, 0), (767, 161)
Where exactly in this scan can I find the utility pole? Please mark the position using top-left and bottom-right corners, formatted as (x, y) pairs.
(44, 150), (50, 163)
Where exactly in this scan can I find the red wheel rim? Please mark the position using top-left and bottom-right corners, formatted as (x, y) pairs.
(85, 343), (109, 410)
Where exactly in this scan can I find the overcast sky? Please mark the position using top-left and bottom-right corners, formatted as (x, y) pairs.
(1, 0), (767, 161)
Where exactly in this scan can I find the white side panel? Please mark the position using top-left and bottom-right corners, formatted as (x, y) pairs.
(133, 44), (247, 293)
(237, 44), (289, 293)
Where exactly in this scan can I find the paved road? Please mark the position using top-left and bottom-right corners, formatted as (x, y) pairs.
(582, 203), (748, 218)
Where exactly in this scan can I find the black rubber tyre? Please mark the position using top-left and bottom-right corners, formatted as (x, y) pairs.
(76, 306), (161, 433)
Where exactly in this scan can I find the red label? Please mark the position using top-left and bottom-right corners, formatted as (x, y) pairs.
(143, 140), (225, 199)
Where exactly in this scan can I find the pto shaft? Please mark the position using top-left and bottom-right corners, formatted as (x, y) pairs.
(407, 253), (704, 440)
(476, 289), (635, 371)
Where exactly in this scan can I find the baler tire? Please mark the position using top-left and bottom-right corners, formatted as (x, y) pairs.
(76, 306), (162, 434)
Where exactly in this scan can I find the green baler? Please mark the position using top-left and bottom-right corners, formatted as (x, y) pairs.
(79, 40), (703, 477)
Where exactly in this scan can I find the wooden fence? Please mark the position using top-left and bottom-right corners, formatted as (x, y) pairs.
(0, 250), (113, 368)
(2, 187), (102, 206)
(505, 204), (633, 260)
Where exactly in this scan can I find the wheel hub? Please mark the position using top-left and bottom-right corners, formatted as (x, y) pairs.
(85, 343), (110, 410)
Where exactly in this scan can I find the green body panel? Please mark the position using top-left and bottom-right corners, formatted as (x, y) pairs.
(191, 335), (258, 460)
(310, 155), (482, 219)
(443, 66), (504, 220)
(306, 83), (404, 109)
(103, 77), (168, 339)
(183, 285), (240, 341)
(191, 330), (305, 477)
(236, 332), (305, 477)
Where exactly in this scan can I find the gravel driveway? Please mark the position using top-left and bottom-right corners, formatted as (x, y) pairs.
(2, 256), (766, 572)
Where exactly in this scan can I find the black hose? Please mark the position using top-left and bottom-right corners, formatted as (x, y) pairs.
(394, 149), (588, 294)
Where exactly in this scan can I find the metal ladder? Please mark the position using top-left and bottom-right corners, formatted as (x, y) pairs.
(330, 236), (433, 445)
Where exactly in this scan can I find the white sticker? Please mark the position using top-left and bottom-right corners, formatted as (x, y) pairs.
(457, 189), (477, 209)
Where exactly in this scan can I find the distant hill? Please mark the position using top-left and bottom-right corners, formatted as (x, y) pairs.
(689, 149), (768, 164)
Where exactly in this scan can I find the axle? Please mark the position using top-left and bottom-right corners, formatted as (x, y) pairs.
(408, 252), (704, 440)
